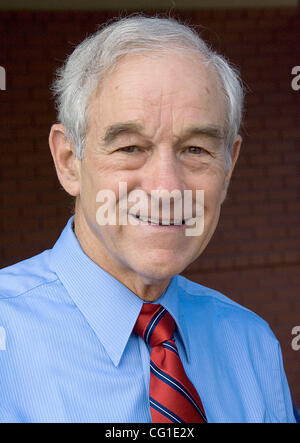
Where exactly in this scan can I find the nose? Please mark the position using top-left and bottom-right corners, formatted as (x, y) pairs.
(141, 145), (186, 195)
(137, 146), (187, 222)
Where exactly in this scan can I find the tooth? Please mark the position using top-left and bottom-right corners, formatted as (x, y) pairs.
(134, 216), (184, 225)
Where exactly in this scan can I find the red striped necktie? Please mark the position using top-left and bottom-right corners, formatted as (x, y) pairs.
(134, 303), (207, 423)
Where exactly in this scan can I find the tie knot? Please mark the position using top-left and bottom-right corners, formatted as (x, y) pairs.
(134, 304), (175, 347)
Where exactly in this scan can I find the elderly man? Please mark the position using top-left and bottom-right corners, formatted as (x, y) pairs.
(0, 16), (295, 423)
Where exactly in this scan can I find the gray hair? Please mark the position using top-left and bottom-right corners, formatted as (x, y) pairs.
(51, 15), (244, 168)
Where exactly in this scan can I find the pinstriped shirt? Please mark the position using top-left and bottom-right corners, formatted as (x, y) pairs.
(0, 217), (296, 422)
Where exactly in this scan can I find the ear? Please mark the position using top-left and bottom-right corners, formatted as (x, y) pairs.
(221, 134), (242, 204)
(49, 124), (81, 197)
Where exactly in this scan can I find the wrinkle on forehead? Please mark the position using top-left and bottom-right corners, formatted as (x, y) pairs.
(88, 52), (226, 143)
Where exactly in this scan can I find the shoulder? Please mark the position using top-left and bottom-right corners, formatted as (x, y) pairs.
(177, 274), (275, 341)
(176, 276), (295, 423)
(0, 250), (58, 301)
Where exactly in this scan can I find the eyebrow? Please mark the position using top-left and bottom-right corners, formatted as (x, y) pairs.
(177, 125), (225, 143)
(101, 121), (224, 145)
(102, 122), (144, 145)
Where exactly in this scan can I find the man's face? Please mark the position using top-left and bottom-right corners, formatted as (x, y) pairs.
(76, 52), (238, 286)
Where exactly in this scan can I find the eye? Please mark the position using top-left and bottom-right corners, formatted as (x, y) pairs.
(186, 146), (206, 155)
(117, 146), (140, 153)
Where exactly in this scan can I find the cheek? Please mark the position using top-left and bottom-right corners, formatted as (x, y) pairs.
(79, 161), (141, 221)
(206, 181), (224, 206)
(80, 164), (96, 199)
(80, 155), (116, 195)
(79, 162), (106, 222)
(192, 168), (225, 205)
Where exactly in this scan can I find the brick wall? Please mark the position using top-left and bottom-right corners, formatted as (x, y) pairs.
(0, 8), (299, 409)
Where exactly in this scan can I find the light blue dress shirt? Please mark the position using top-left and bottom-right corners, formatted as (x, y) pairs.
(0, 217), (296, 423)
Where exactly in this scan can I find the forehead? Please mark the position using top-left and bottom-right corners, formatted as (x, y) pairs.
(89, 52), (226, 134)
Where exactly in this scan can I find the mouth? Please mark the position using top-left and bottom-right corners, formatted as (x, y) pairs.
(130, 214), (186, 226)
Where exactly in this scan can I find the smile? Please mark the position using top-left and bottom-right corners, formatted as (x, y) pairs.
(131, 214), (186, 226)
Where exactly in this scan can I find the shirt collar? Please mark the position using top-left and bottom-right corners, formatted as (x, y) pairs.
(154, 278), (190, 361)
(50, 217), (190, 366)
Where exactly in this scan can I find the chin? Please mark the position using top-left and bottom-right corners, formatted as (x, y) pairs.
(131, 253), (190, 284)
